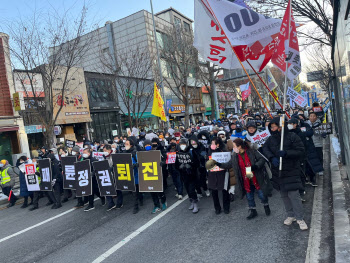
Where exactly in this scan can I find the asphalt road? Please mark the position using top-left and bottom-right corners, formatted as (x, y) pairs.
(0, 181), (319, 263)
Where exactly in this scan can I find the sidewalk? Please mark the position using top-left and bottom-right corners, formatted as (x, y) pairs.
(330, 135), (350, 262)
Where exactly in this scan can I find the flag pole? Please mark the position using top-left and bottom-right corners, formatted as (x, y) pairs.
(246, 60), (291, 118)
(279, 0), (292, 172)
(204, 1), (273, 119)
(150, 0), (169, 127)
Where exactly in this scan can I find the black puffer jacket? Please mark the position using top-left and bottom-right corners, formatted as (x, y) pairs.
(189, 135), (207, 169)
(262, 117), (305, 192)
(289, 127), (323, 173)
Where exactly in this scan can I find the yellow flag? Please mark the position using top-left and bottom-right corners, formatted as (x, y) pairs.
(294, 83), (301, 93)
(270, 89), (278, 101)
(151, 83), (167, 122)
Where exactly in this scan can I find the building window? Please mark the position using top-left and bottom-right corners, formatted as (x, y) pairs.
(183, 21), (190, 32)
(87, 77), (114, 102)
(174, 16), (181, 27)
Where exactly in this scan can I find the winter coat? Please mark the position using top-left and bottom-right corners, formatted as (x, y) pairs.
(226, 140), (236, 186)
(123, 146), (139, 184)
(289, 128), (323, 173)
(189, 135), (207, 169)
(175, 147), (199, 182)
(207, 143), (229, 191)
(1, 164), (16, 188)
(51, 158), (62, 181)
(16, 160), (31, 197)
(307, 119), (324, 148)
(197, 130), (210, 149)
(262, 119), (305, 192)
(219, 148), (273, 199)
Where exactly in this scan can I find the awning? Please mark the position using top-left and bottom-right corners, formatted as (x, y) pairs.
(125, 112), (157, 119)
(55, 117), (92, 125)
(0, 125), (19, 132)
(205, 111), (212, 116)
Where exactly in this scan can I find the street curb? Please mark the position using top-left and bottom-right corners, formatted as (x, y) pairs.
(330, 136), (350, 262)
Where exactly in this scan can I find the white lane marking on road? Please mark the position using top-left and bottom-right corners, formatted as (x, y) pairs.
(0, 198), (99, 244)
(305, 174), (323, 263)
(92, 195), (189, 263)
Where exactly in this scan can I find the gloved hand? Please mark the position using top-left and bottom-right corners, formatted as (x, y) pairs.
(133, 163), (139, 168)
(322, 133), (327, 138)
(251, 165), (258, 171)
(205, 159), (217, 170)
(51, 179), (56, 186)
(278, 150), (287, 157)
(272, 157), (280, 167)
(228, 186), (235, 195)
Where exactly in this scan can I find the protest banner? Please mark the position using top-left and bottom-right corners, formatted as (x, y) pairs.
(61, 156), (77, 189)
(65, 140), (75, 148)
(37, 158), (52, 191)
(209, 152), (231, 172)
(92, 160), (117, 196)
(92, 152), (104, 161)
(24, 163), (40, 191)
(137, 151), (163, 192)
(112, 153), (136, 191)
(200, 125), (212, 132)
(314, 123), (333, 135)
(250, 130), (271, 148)
(166, 152), (176, 164)
(75, 160), (92, 197)
(287, 87), (307, 107)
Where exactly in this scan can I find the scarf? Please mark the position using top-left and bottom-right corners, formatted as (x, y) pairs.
(237, 151), (260, 193)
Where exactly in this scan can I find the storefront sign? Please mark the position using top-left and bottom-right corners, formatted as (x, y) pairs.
(54, 126), (62, 136)
(13, 92), (25, 111)
(25, 125), (45, 134)
(14, 71), (44, 98)
(169, 105), (186, 114)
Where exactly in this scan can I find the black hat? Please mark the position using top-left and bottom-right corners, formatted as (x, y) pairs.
(179, 138), (188, 145)
(143, 139), (152, 146)
(288, 118), (299, 124)
(246, 121), (257, 128)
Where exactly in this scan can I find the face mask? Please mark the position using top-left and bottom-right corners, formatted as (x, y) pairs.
(152, 144), (158, 148)
(202, 136), (206, 140)
(180, 145), (186, 151)
(125, 146), (131, 150)
(145, 145), (152, 151)
(192, 144), (198, 148)
(112, 148), (116, 153)
(103, 152), (110, 156)
(114, 140), (118, 143)
(176, 137), (180, 140)
(233, 147), (239, 154)
(72, 151), (77, 155)
(82, 153), (89, 158)
(165, 136), (169, 138)
(270, 130), (279, 135)
(61, 154), (66, 157)
(219, 127), (224, 131)
(0, 164), (4, 168)
(236, 128), (242, 133)
(123, 140), (126, 143)
(287, 124), (294, 130)
(220, 137), (226, 142)
(210, 145), (217, 150)
(170, 143), (176, 147)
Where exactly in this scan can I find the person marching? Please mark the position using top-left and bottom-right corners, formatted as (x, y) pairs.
(0, 159), (18, 208)
(263, 117), (308, 230)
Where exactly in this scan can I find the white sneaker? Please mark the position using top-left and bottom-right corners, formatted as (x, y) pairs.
(297, 220), (308, 230)
(197, 194), (203, 199)
(284, 217), (296, 225)
(178, 195), (183, 200)
(175, 193), (179, 198)
(205, 190), (210, 197)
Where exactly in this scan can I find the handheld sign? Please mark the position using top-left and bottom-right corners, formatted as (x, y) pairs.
(38, 159), (52, 191)
(166, 152), (176, 164)
(24, 163), (40, 191)
(75, 160), (92, 197)
(93, 160), (117, 196)
(314, 123), (332, 135)
(112, 153), (136, 191)
(61, 156), (77, 189)
(137, 151), (163, 192)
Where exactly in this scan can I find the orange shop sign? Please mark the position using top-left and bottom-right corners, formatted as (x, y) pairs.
(169, 105), (186, 114)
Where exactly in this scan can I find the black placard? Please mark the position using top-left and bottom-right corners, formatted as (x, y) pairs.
(112, 153), (136, 191)
(65, 140), (75, 148)
(38, 158), (52, 191)
(137, 151), (163, 192)
(75, 160), (92, 197)
(61, 156), (77, 189)
(93, 160), (117, 196)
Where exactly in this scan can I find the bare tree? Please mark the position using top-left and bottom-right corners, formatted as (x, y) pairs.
(159, 26), (203, 128)
(5, 5), (95, 147)
(99, 45), (155, 128)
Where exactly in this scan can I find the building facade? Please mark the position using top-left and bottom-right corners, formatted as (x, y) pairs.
(0, 33), (30, 164)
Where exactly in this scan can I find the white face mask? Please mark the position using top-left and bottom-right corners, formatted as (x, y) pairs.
(103, 152), (110, 156)
(123, 140), (126, 143)
(176, 137), (180, 140)
(192, 144), (198, 148)
(114, 140), (118, 143)
(72, 151), (77, 155)
(202, 136), (206, 140)
(61, 154), (66, 157)
(82, 153), (89, 158)
(180, 145), (186, 151)
(125, 146), (131, 150)
(0, 164), (4, 168)
(287, 124), (294, 130)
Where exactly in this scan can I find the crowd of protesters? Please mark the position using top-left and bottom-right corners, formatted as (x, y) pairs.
(1, 102), (328, 231)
